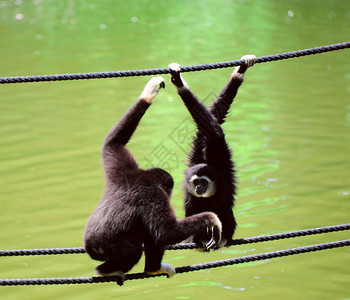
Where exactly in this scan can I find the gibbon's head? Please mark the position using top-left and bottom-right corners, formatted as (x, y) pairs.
(185, 164), (217, 198)
(147, 168), (174, 196)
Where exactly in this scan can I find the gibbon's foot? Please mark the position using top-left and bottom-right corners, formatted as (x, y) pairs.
(140, 76), (165, 103)
(235, 54), (256, 74)
(169, 63), (186, 89)
(214, 238), (228, 249)
(146, 263), (176, 278)
(95, 265), (126, 285)
(95, 264), (126, 278)
(205, 214), (222, 250)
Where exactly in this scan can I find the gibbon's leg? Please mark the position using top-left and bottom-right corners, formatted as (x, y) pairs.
(144, 237), (176, 278)
(94, 250), (142, 285)
(209, 55), (256, 125)
(95, 250), (142, 276)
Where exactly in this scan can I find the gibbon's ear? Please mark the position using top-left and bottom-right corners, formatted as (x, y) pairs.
(147, 168), (174, 195)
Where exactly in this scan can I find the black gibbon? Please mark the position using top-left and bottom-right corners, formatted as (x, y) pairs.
(84, 77), (222, 281)
(169, 55), (255, 248)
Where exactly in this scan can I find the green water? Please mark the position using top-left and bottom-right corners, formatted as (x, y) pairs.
(0, 0), (349, 299)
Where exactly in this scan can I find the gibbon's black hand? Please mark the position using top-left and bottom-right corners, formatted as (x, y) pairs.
(237, 54), (256, 74)
(168, 63), (184, 88)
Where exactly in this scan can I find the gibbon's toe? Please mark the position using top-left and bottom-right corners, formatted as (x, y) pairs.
(95, 267), (126, 280)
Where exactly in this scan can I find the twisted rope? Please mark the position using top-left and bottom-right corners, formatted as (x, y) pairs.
(0, 41), (349, 84)
(0, 239), (349, 286)
(1, 223), (349, 257)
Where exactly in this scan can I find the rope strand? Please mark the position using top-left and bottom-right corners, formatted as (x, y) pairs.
(0, 41), (349, 84)
(0, 239), (349, 286)
(1, 223), (349, 256)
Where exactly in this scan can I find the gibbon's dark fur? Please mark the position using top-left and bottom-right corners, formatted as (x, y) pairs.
(84, 77), (222, 279)
(170, 58), (254, 247)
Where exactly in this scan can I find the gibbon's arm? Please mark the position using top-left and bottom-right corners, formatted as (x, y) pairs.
(103, 77), (165, 149)
(169, 63), (224, 141)
(209, 55), (256, 125)
(103, 100), (150, 151)
(140, 193), (222, 250)
(169, 63), (229, 166)
(102, 77), (165, 172)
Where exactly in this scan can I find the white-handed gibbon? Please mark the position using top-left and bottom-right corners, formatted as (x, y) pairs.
(84, 77), (222, 283)
(169, 55), (256, 248)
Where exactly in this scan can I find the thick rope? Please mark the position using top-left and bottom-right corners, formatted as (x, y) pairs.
(0, 41), (349, 84)
(1, 223), (349, 257)
(0, 239), (349, 286)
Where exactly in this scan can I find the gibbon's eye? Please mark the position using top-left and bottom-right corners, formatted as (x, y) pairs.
(193, 178), (208, 186)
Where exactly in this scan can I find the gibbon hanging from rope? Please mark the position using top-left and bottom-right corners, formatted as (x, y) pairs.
(169, 55), (256, 248)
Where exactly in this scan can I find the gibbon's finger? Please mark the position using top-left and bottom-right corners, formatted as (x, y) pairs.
(168, 62), (181, 73)
(140, 76), (165, 102)
(235, 54), (256, 74)
(154, 80), (165, 93)
(168, 63), (184, 88)
(241, 54), (256, 67)
(205, 224), (222, 250)
(213, 223), (222, 245)
(148, 76), (165, 93)
(206, 237), (216, 250)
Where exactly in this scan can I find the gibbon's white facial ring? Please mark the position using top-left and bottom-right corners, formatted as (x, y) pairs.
(189, 175), (216, 198)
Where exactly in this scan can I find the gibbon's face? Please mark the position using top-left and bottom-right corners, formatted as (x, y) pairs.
(188, 174), (216, 198)
(185, 164), (217, 198)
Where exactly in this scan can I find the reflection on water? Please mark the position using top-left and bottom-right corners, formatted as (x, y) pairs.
(0, 0), (349, 299)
